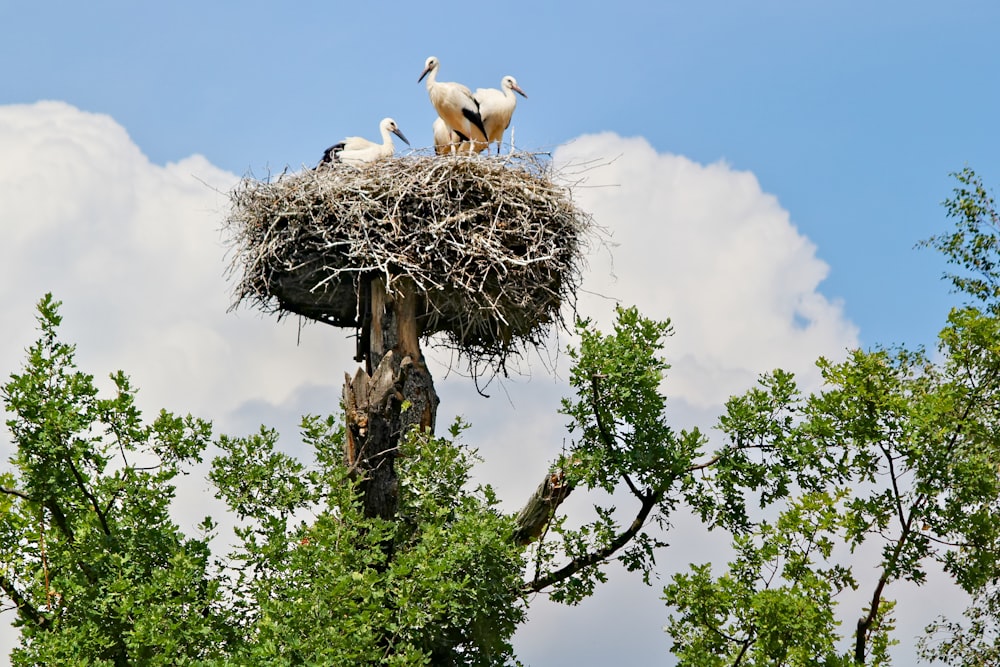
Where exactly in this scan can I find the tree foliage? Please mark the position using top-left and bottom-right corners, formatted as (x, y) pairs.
(521, 306), (705, 603)
(914, 169), (1000, 666)
(0, 297), (525, 666)
(0, 294), (228, 666)
(208, 417), (526, 666)
(0, 296), (704, 665)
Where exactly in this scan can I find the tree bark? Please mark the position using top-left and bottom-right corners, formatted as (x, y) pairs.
(513, 469), (573, 546)
(343, 277), (439, 520)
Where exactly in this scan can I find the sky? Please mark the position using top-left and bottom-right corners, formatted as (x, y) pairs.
(1, 1), (999, 664)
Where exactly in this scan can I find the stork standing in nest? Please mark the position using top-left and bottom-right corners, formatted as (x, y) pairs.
(418, 56), (488, 152)
(473, 75), (527, 154)
(318, 117), (410, 167)
(432, 75), (528, 155)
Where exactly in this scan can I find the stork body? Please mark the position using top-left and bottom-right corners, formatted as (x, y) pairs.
(319, 117), (409, 167)
(418, 56), (488, 151)
(432, 117), (469, 155)
(474, 76), (527, 154)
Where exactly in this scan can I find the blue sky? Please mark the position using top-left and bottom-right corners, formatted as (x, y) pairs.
(2, 1), (1000, 664)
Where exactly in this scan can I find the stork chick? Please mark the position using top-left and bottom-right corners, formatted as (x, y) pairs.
(318, 117), (409, 167)
(432, 117), (469, 155)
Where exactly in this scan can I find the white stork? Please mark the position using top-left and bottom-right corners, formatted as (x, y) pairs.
(474, 75), (527, 154)
(418, 56), (488, 151)
(432, 117), (468, 155)
(318, 117), (409, 167)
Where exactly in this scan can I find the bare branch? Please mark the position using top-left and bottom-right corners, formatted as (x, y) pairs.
(65, 457), (112, 538)
(523, 487), (661, 594)
(1, 484), (31, 501)
(513, 469), (574, 546)
(688, 453), (723, 472)
(0, 573), (49, 630)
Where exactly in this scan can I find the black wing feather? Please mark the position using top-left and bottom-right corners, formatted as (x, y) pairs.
(463, 106), (488, 141)
(318, 142), (346, 167)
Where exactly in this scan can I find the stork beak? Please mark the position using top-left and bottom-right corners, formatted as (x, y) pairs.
(513, 83), (528, 99)
(418, 66), (431, 83)
(393, 128), (410, 146)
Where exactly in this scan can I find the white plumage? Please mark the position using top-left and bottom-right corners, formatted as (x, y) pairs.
(418, 56), (488, 151)
(319, 117), (409, 167)
(474, 75), (527, 154)
(432, 117), (468, 155)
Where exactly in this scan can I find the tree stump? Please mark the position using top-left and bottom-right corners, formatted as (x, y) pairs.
(342, 277), (439, 520)
(513, 469), (574, 545)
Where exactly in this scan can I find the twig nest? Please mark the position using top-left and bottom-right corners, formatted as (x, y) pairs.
(225, 152), (593, 369)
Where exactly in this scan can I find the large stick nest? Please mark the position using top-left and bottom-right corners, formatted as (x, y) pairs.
(224, 152), (594, 370)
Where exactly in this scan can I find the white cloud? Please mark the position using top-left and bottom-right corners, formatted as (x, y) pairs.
(0, 101), (348, 422)
(553, 132), (859, 407)
(441, 131), (864, 514)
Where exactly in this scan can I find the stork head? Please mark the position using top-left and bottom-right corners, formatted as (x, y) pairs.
(418, 56), (439, 83)
(382, 118), (410, 146)
(503, 76), (528, 99)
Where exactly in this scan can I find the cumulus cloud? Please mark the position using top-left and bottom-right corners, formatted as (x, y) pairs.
(0, 107), (869, 665)
(553, 132), (859, 408)
(0, 101), (350, 423)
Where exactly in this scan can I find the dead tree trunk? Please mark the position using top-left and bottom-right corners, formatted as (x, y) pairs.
(343, 276), (439, 520)
(513, 469), (574, 545)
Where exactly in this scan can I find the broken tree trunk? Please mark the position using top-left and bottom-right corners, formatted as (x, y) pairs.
(513, 469), (574, 546)
(343, 277), (439, 520)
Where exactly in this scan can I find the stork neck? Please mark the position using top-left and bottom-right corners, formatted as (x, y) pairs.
(424, 66), (437, 90)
